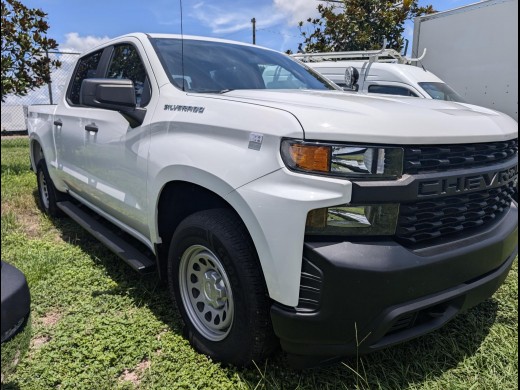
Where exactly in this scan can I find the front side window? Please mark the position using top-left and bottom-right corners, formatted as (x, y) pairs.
(368, 85), (419, 97)
(68, 50), (103, 105)
(150, 38), (337, 93)
(106, 44), (150, 106)
(419, 82), (466, 103)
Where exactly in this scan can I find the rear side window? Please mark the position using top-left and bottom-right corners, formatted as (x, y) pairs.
(368, 85), (419, 97)
(262, 65), (307, 89)
(106, 44), (150, 107)
(68, 50), (103, 105)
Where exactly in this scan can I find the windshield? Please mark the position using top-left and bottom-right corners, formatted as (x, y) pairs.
(419, 82), (466, 103)
(150, 38), (338, 93)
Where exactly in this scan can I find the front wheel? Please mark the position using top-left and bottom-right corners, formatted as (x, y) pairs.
(168, 209), (277, 366)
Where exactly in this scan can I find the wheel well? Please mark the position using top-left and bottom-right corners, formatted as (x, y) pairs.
(156, 181), (234, 279)
(31, 140), (44, 167)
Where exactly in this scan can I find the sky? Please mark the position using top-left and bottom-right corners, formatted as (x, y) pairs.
(1, 0), (480, 108)
(22, 0), (481, 54)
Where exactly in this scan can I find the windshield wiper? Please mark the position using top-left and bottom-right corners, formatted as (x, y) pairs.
(190, 88), (235, 94)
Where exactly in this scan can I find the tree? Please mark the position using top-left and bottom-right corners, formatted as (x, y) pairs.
(299, 0), (436, 53)
(1, 0), (61, 101)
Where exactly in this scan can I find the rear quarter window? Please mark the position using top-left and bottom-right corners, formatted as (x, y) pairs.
(368, 85), (418, 97)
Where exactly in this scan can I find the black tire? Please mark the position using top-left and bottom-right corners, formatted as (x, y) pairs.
(36, 159), (64, 218)
(168, 208), (277, 366)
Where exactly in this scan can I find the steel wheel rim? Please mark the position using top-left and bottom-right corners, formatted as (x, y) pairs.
(179, 245), (234, 341)
(38, 170), (50, 210)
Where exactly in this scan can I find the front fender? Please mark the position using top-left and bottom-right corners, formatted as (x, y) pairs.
(148, 166), (352, 307)
(148, 165), (237, 242)
(229, 169), (352, 307)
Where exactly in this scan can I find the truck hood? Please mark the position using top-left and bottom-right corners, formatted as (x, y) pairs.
(219, 90), (518, 144)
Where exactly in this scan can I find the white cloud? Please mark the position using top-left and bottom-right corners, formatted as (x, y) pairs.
(273, 0), (320, 25)
(192, 2), (286, 35)
(59, 32), (112, 54)
(190, 0), (319, 37)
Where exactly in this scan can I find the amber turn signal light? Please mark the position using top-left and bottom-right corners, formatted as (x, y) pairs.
(288, 144), (330, 172)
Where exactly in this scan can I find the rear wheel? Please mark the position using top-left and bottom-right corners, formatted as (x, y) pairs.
(168, 209), (277, 366)
(36, 159), (64, 217)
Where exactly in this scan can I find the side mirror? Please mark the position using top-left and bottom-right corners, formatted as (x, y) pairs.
(80, 78), (146, 127)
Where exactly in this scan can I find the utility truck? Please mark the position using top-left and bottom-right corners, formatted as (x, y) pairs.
(413, 0), (518, 120)
(27, 33), (518, 367)
(293, 47), (465, 102)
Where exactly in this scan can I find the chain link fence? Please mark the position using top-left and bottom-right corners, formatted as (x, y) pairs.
(1, 51), (80, 134)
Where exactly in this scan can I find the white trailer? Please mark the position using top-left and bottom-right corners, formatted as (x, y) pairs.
(412, 0), (518, 120)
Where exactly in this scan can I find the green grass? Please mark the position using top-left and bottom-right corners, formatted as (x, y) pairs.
(1, 136), (518, 389)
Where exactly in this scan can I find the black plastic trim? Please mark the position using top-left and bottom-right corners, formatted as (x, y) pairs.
(271, 204), (518, 368)
(57, 201), (155, 273)
(350, 157), (518, 204)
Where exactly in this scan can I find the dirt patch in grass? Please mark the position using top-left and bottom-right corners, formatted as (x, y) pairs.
(1, 197), (42, 238)
(156, 329), (169, 341)
(19, 211), (42, 238)
(2, 196), (66, 242)
(39, 310), (62, 328)
(119, 358), (151, 387)
(31, 335), (51, 349)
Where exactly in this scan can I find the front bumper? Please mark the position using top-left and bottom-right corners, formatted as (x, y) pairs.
(271, 203), (518, 367)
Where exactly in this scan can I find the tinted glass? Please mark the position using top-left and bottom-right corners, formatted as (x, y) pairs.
(419, 82), (466, 103)
(151, 38), (337, 93)
(107, 44), (150, 106)
(69, 50), (103, 105)
(368, 85), (419, 97)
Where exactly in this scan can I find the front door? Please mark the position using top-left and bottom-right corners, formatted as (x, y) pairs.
(55, 39), (156, 240)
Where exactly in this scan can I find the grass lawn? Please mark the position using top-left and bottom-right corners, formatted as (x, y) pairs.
(1, 136), (518, 389)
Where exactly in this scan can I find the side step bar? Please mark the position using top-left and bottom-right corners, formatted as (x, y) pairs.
(57, 201), (156, 274)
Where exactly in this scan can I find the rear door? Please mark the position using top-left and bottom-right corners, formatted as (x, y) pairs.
(54, 48), (104, 190)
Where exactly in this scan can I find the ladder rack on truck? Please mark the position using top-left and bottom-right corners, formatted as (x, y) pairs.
(292, 44), (427, 65)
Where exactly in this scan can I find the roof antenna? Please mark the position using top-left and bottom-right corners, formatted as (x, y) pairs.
(180, 0), (185, 91)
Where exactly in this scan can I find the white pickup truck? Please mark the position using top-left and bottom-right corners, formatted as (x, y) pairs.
(28, 33), (518, 368)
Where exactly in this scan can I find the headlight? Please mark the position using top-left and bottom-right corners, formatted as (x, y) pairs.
(281, 139), (403, 180)
(306, 204), (399, 236)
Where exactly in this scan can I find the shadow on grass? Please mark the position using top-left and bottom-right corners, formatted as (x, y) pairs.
(1, 382), (21, 390)
(48, 211), (184, 333)
(47, 211), (500, 389)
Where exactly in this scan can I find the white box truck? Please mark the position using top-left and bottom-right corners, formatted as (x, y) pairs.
(412, 0), (518, 121)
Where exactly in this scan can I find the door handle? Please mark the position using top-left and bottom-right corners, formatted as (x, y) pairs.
(54, 120), (63, 127)
(85, 124), (98, 133)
